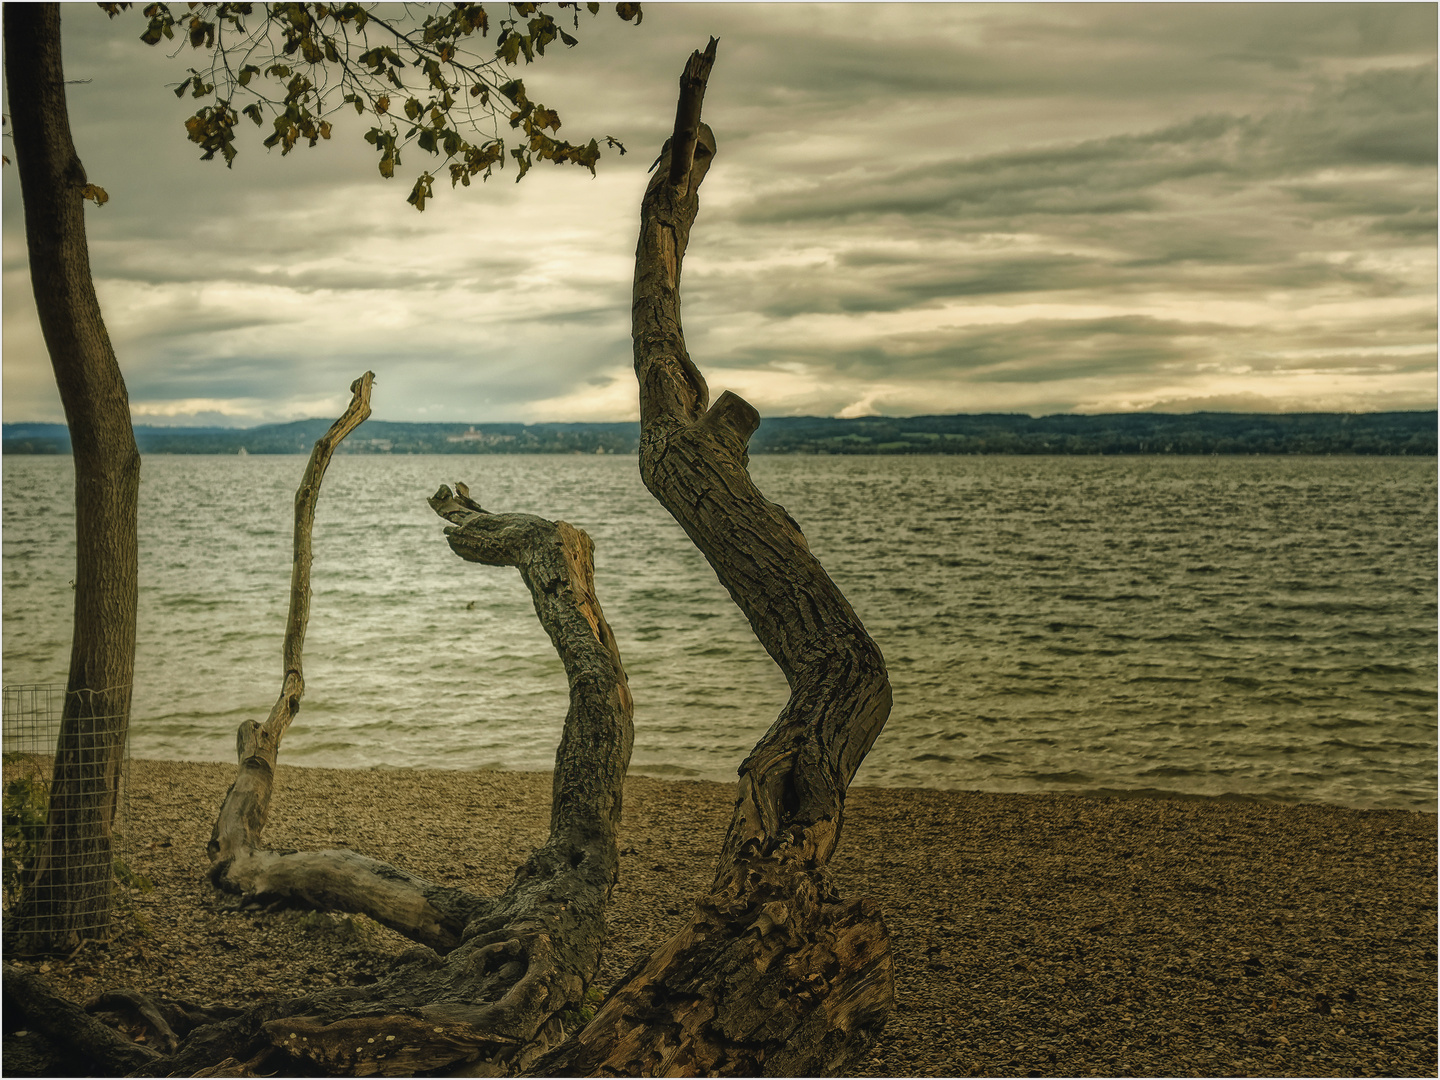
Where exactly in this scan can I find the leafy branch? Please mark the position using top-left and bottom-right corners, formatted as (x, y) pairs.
(100, 2), (639, 209)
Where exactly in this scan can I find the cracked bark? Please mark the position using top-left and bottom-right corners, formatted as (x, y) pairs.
(531, 38), (896, 1078)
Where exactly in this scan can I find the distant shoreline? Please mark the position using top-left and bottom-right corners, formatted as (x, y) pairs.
(4, 409), (1436, 456)
(117, 757), (1437, 813)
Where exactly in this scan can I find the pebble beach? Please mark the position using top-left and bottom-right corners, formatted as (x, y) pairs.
(11, 759), (1437, 1077)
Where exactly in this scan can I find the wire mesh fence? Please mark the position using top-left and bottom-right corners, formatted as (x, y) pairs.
(2, 683), (131, 946)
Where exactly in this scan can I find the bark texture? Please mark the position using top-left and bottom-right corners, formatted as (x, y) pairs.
(2, 963), (162, 1075)
(143, 408), (635, 1076)
(5, 2), (141, 953)
(532, 39), (896, 1077)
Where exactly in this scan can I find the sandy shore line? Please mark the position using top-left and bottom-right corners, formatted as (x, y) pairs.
(10, 760), (1436, 1077)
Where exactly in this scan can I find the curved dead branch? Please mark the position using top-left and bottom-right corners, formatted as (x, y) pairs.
(534, 39), (895, 1078)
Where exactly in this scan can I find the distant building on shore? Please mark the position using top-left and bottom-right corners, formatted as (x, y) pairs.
(446, 426), (516, 446)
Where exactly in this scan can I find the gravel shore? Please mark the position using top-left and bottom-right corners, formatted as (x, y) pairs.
(10, 760), (1436, 1077)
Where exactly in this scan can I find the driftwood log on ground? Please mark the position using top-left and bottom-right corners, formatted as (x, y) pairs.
(2, 962), (162, 1075)
(158, 437), (635, 1075)
(531, 39), (896, 1078)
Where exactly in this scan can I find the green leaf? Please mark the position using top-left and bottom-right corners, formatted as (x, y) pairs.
(174, 76), (192, 98)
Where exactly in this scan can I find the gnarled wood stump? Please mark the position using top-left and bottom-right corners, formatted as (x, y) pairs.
(532, 39), (896, 1078)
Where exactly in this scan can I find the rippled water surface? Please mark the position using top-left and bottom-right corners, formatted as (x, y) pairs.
(3, 453), (1434, 809)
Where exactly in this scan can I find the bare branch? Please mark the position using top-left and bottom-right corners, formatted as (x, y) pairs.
(667, 36), (717, 187)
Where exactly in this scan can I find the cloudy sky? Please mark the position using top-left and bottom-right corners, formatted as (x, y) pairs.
(3, 2), (1436, 426)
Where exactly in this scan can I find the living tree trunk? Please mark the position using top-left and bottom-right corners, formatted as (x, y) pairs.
(5, 1), (142, 953)
(531, 39), (896, 1077)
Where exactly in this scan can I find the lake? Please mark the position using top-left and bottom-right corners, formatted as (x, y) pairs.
(3, 453), (1435, 810)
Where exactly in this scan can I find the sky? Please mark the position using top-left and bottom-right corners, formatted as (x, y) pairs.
(2, 2), (1436, 427)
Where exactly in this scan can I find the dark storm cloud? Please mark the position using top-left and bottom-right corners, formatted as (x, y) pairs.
(734, 62), (1436, 230)
(691, 237), (1411, 324)
(718, 314), (1241, 382)
(708, 4), (1436, 120)
(690, 53), (1435, 361)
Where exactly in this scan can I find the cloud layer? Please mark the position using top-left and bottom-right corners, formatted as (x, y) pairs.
(3, 3), (1434, 424)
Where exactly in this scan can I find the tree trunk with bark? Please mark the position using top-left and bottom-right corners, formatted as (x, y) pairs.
(5, 1), (142, 954)
(531, 40), (896, 1077)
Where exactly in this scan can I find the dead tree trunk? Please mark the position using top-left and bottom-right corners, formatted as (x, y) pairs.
(146, 389), (636, 1077)
(533, 39), (896, 1078)
(208, 372), (376, 896)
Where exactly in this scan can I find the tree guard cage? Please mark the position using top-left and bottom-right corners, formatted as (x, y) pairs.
(2, 683), (131, 949)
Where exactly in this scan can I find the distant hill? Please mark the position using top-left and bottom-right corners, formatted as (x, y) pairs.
(3, 411), (1435, 456)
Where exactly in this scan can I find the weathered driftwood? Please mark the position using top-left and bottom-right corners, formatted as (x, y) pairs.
(158, 455), (632, 1075)
(130, 385), (633, 1077)
(208, 371), (379, 902)
(3, 963), (162, 1075)
(532, 38), (896, 1078)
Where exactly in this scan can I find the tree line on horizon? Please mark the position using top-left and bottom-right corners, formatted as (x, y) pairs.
(4, 409), (1436, 456)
